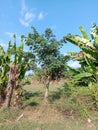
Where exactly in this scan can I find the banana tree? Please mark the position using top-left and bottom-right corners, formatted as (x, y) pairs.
(0, 35), (35, 108)
(64, 23), (98, 86)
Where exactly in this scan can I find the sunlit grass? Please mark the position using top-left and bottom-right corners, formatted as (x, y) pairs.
(0, 79), (98, 130)
(0, 117), (98, 130)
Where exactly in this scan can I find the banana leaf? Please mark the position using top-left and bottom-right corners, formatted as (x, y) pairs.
(79, 26), (89, 40)
(74, 72), (93, 80)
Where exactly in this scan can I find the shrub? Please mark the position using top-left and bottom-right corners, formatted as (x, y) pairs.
(62, 82), (98, 117)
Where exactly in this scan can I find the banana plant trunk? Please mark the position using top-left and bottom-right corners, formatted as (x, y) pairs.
(4, 65), (18, 108)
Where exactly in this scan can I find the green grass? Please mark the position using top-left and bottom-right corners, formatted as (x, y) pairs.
(0, 117), (98, 130)
(0, 79), (98, 130)
(0, 107), (21, 123)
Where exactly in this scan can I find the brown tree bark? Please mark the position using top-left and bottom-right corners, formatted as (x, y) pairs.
(45, 84), (49, 99)
(4, 81), (15, 107)
(13, 90), (22, 108)
(44, 76), (51, 103)
(0, 91), (5, 106)
(4, 65), (18, 108)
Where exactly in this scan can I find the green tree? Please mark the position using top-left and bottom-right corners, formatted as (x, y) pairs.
(24, 27), (70, 101)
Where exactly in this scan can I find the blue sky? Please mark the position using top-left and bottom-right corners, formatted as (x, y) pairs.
(0, 0), (98, 67)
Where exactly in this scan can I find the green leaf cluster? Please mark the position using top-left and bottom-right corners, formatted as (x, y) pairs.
(65, 24), (98, 86)
(25, 27), (69, 82)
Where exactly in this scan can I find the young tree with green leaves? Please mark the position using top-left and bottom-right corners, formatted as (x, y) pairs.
(24, 27), (70, 101)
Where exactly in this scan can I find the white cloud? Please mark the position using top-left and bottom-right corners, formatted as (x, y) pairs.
(38, 12), (47, 20)
(19, 0), (35, 27)
(19, 0), (48, 27)
(21, 0), (26, 12)
(25, 12), (35, 21)
(68, 61), (81, 68)
(19, 18), (29, 27)
(38, 12), (44, 20)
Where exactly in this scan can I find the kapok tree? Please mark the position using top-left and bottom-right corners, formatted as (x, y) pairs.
(24, 27), (70, 101)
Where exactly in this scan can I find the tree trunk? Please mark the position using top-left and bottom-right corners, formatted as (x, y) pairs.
(13, 90), (22, 108)
(4, 65), (18, 108)
(0, 90), (5, 105)
(0, 93), (4, 106)
(44, 76), (50, 103)
(45, 86), (49, 99)
(4, 81), (14, 107)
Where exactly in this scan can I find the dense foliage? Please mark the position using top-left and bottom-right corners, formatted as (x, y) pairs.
(64, 23), (98, 86)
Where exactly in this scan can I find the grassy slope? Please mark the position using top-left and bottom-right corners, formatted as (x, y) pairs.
(0, 79), (98, 130)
